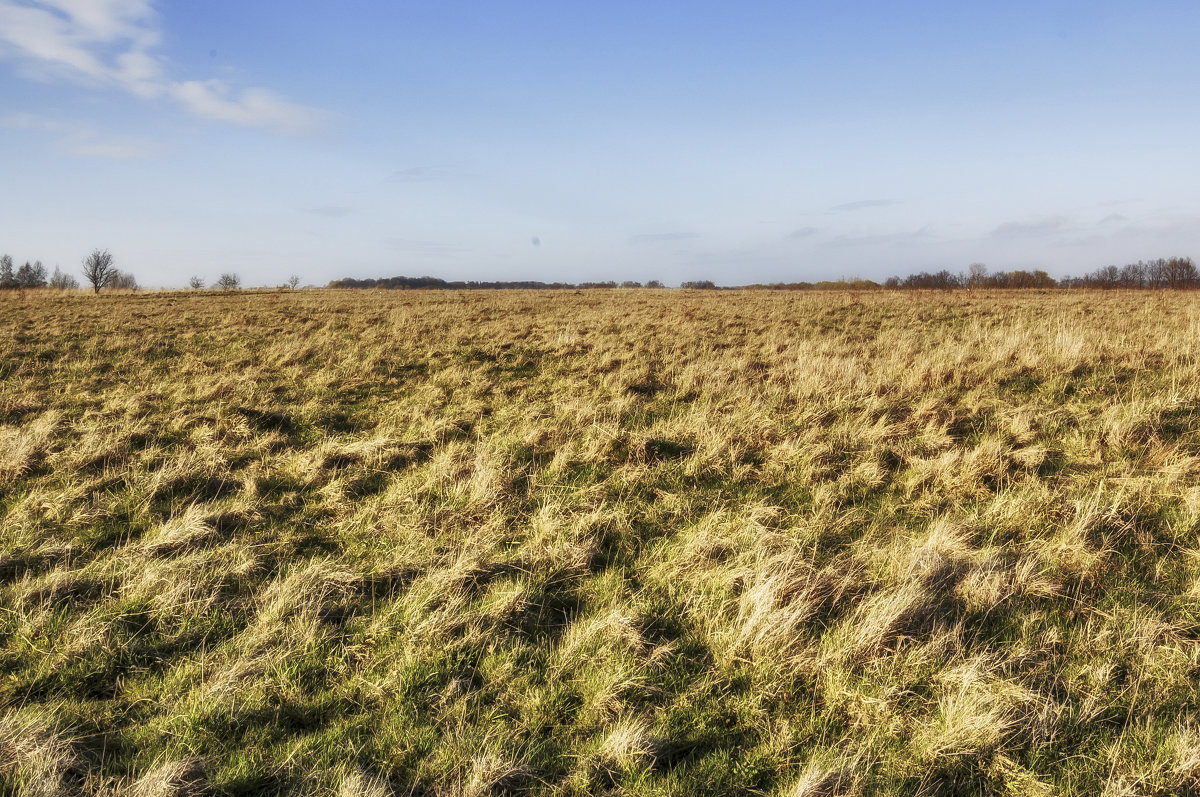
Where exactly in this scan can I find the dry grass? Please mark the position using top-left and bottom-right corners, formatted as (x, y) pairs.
(2, 287), (1200, 795)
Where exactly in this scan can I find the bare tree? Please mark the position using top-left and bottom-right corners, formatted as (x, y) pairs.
(82, 249), (117, 294)
(189, 276), (205, 290)
(1162, 256), (1199, 289)
(49, 267), (79, 290)
(966, 262), (988, 289)
(1119, 262), (1146, 288)
(216, 272), (241, 291)
(287, 275), (301, 290)
(109, 270), (139, 291)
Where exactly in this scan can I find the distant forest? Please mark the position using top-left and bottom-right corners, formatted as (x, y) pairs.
(873, 257), (1200, 290)
(327, 276), (669, 290)
(330, 257), (1200, 291)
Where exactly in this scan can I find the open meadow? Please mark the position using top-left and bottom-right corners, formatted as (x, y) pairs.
(3, 288), (1200, 796)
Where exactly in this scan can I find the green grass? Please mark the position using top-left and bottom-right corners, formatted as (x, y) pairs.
(2, 288), (1200, 795)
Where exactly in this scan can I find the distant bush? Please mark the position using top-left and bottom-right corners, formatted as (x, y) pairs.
(109, 270), (139, 291)
(49, 267), (79, 290)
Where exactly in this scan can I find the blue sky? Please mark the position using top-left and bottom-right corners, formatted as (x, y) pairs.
(2, 1), (1200, 287)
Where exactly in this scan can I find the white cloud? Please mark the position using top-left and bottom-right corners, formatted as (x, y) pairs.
(1054, 214), (1200, 250)
(990, 216), (1072, 239)
(0, 0), (158, 83)
(827, 199), (901, 213)
(171, 80), (327, 133)
(65, 136), (157, 159)
(386, 165), (474, 183)
(303, 206), (352, 218)
(630, 232), (700, 244)
(0, 110), (66, 131)
(1, 111), (158, 158)
(50, 0), (158, 41)
(386, 238), (471, 257)
(823, 224), (936, 248)
(0, 0), (327, 132)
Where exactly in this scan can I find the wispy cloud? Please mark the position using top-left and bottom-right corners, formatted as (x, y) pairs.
(385, 165), (472, 183)
(0, 0), (327, 132)
(823, 225), (936, 248)
(630, 232), (700, 244)
(303, 206), (352, 218)
(827, 199), (900, 214)
(386, 238), (470, 257)
(0, 111), (61, 132)
(170, 81), (326, 132)
(1, 111), (158, 158)
(1054, 213), (1200, 250)
(1097, 213), (1128, 226)
(787, 226), (820, 240)
(65, 136), (157, 159)
(990, 216), (1072, 239)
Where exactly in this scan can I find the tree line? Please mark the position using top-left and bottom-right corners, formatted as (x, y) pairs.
(329, 258), (1200, 292)
(724, 258), (1200, 290)
(5, 251), (1196, 293)
(744, 258), (1199, 291)
(0, 256), (76, 290)
(328, 275), (667, 290)
(878, 258), (1200, 290)
(0, 249), (137, 292)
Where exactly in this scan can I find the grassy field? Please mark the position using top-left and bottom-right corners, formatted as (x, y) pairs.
(2, 288), (1200, 796)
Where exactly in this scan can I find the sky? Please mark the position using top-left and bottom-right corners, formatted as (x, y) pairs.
(2, 1), (1200, 288)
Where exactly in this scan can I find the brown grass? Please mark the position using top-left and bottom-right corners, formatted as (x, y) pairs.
(2, 287), (1199, 795)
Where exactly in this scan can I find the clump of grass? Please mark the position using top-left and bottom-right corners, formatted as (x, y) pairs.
(0, 711), (83, 797)
(0, 410), (58, 481)
(785, 758), (858, 797)
(127, 756), (209, 797)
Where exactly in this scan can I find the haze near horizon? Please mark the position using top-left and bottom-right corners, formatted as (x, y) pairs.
(2, 1), (1198, 288)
